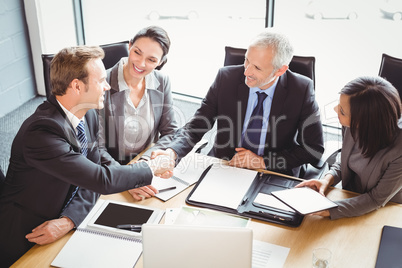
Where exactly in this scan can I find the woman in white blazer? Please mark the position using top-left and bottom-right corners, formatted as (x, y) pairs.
(100, 26), (178, 200)
(298, 76), (402, 219)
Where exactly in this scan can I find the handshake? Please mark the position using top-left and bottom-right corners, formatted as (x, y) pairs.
(146, 148), (178, 179)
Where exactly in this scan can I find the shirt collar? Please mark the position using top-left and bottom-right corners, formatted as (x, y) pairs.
(56, 99), (82, 130)
(118, 57), (160, 92)
(249, 78), (278, 98)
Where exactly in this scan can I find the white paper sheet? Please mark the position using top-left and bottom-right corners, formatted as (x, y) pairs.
(52, 199), (144, 268)
(189, 164), (257, 210)
(271, 187), (338, 215)
(252, 240), (290, 268)
(152, 152), (222, 201)
(253, 193), (295, 212)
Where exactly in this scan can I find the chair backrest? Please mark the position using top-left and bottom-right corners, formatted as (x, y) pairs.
(0, 167), (5, 191)
(41, 41), (129, 99)
(224, 46), (316, 88)
(99, 40), (129, 70)
(378, 53), (402, 101)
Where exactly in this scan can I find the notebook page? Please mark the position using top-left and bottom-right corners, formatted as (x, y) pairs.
(51, 229), (142, 268)
(52, 199), (143, 268)
(189, 164), (257, 210)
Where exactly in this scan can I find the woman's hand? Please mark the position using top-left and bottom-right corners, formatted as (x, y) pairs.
(296, 179), (328, 196)
(296, 174), (334, 196)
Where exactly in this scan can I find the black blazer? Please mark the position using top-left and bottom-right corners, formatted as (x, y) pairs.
(0, 95), (153, 267)
(170, 65), (324, 176)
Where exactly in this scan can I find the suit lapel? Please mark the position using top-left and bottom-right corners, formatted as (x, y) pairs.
(265, 73), (289, 148)
(84, 110), (97, 154)
(148, 89), (162, 131)
(340, 128), (355, 188)
(48, 95), (80, 152)
(236, 83), (250, 144)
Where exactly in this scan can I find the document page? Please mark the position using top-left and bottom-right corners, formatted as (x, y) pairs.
(189, 164), (257, 210)
(152, 152), (222, 201)
(253, 193), (295, 212)
(271, 187), (338, 215)
(170, 206), (250, 227)
(252, 240), (290, 268)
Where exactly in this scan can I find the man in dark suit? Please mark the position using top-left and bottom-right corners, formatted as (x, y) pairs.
(0, 46), (173, 267)
(158, 29), (324, 176)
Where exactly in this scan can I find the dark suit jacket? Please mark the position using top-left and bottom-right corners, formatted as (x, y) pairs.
(170, 65), (324, 176)
(0, 96), (153, 267)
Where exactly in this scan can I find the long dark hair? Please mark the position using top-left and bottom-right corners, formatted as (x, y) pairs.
(341, 76), (401, 159)
(130, 26), (171, 70)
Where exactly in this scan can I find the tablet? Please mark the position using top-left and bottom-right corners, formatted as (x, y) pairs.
(271, 187), (338, 215)
(87, 200), (164, 236)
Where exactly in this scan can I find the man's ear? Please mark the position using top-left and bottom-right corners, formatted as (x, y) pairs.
(275, 65), (289, 77)
(69, 79), (83, 95)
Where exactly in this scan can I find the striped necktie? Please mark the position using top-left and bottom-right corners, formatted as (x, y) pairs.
(76, 121), (88, 157)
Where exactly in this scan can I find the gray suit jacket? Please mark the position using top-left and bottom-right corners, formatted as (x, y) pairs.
(101, 60), (178, 164)
(169, 65), (324, 176)
(328, 119), (402, 219)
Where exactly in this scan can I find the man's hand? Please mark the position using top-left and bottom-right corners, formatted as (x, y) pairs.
(228, 148), (266, 170)
(128, 185), (159, 201)
(147, 152), (175, 178)
(25, 217), (75, 245)
(150, 148), (177, 161)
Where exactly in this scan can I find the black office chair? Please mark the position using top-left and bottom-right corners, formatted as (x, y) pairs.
(224, 46), (316, 88)
(41, 41), (129, 99)
(0, 167), (5, 192)
(378, 53), (402, 101)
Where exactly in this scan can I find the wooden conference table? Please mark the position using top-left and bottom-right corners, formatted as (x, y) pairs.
(12, 160), (402, 268)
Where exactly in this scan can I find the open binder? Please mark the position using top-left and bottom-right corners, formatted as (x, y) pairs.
(186, 164), (304, 227)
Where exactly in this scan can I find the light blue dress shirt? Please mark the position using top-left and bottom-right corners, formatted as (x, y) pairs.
(240, 80), (278, 155)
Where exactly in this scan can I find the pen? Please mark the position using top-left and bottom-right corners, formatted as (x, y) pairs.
(249, 211), (292, 222)
(158, 186), (177, 193)
(116, 224), (142, 232)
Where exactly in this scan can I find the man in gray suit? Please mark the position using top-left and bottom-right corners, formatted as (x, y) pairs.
(0, 46), (173, 267)
(159, 29), (324, 177)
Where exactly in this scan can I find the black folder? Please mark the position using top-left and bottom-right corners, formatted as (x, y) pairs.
(375, 225), (402, 268)
(186, 164), (304, 227)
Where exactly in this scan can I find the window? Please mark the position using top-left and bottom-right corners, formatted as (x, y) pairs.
(274, 0), (402, 126)
(80, 0), (267, 98)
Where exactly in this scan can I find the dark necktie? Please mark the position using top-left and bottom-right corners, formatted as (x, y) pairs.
(76, 121), (88, 157)
(62, 121), (87, 211)
(242, 92), (268, 155)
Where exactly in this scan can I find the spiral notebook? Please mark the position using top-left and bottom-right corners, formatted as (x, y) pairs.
(51, 199), (163, 268)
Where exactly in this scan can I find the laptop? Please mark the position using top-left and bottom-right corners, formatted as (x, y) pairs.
(142, 224), (253, 268)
